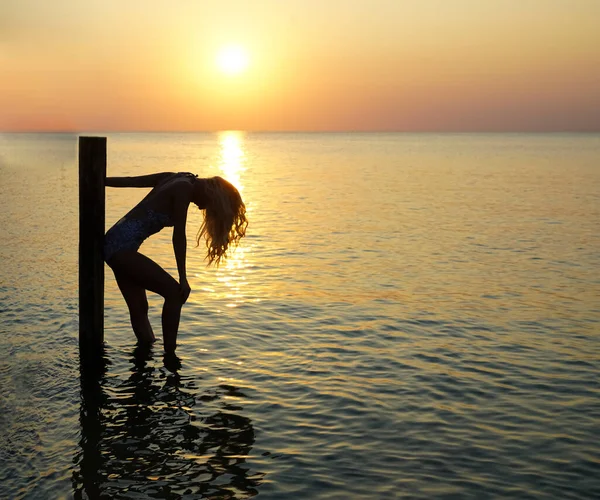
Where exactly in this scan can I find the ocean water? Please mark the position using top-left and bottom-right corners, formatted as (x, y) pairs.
(0, 132), (599, 499)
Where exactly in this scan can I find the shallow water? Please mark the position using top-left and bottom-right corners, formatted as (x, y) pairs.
(1, 132), (599, 499)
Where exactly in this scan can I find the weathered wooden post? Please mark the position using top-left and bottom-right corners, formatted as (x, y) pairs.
(79, 136), (106, 349)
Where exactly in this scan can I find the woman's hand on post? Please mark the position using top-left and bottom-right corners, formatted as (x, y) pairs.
(180, 279), (191, 304)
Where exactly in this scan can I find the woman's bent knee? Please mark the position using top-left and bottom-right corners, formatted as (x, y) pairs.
(163, 288), (184, 305)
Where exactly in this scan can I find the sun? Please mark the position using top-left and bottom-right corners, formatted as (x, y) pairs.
(216, 45), (249, 75)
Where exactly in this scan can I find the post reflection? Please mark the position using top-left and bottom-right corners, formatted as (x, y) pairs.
(73, 345), (264, 499)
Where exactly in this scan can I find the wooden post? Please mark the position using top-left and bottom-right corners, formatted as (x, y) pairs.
(79, 136), (106, 348)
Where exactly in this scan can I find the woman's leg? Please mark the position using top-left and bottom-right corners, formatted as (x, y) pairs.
(114, 271), (155, 343)
(108, 251), (183, 352)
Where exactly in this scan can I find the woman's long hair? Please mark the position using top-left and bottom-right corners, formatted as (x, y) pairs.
(197, 176), (248, 266)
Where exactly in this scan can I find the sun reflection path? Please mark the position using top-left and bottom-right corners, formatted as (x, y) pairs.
(218, 131), (246, 194)
(210, 131), (252, 308)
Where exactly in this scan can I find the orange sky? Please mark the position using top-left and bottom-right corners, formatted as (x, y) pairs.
(1, 0), (599, 132)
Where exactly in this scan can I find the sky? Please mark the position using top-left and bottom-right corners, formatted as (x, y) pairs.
(1, 0), (599, 132)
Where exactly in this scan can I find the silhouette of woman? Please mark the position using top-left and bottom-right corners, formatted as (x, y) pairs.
(104, 172), (247, 352)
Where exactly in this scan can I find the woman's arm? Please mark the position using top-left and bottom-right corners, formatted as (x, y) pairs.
(171, 183), (193, 302)
(106, 172), (178, 188)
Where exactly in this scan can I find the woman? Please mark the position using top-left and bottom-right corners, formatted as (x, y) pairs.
(104, 172), (247, 353)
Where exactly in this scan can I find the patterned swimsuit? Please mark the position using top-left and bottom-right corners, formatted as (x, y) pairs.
(104, 208), (173, 262)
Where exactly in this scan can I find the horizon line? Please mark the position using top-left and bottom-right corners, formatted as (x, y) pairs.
(2, 129), (600, 135)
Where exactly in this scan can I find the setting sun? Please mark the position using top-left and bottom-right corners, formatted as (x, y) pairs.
(216, 45), (249, 76)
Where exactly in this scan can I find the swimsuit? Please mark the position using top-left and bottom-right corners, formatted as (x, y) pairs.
(104, 208), (173, 261)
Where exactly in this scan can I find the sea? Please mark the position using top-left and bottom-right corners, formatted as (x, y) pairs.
(0, 132), (599, 499)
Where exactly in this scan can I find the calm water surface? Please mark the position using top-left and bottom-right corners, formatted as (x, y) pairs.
(1, 132), (599, 499)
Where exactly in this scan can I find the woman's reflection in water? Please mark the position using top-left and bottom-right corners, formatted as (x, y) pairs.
(73, 344), (264, 499)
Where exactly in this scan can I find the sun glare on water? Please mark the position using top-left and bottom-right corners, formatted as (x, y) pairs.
(216, 45), (249, 75)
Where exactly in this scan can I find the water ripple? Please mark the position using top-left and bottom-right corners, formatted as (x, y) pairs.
(2, 133), (600, 498)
